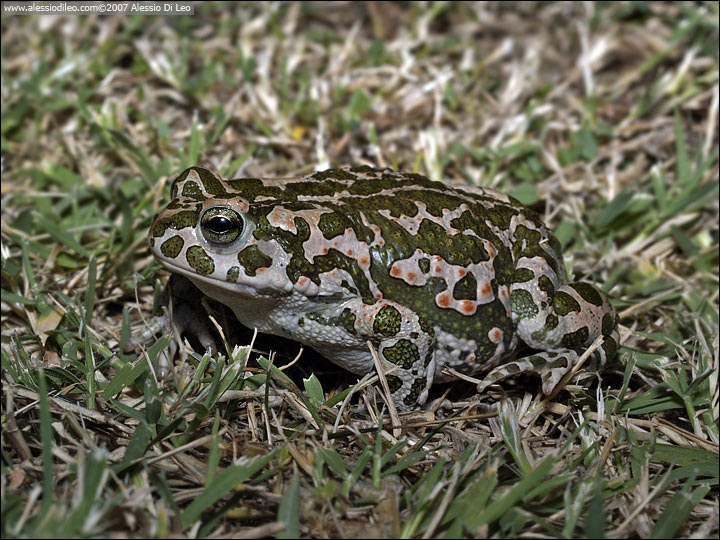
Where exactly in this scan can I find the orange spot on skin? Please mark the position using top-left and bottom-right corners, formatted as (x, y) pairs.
(491, 329), (501, 340)
(376, 293), (383, 298)
(438, 294), (450, 308)
(407, 272), (417, 282)
(323, 247), (328, 254)
(360, 256), (370, 266)
(391, 267), (401, 277)
(481, 284), (492, 296)
(435, 267), (442, 274)
(457, 269), (466, 277)
(461, 301), (475, 314)
(378, 240), (385, 246)
(298, 277), (307, 286)
(467, 355), (475, 362)
(346, 249), (353, 256)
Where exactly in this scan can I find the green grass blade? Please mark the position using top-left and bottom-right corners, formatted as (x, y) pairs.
(60, 449), (110, 537)
(469, 454), (557, 528)
(83, 254), (97, 326)
(650, 477), (711, 538)
(179, 449), (278, 530)
(114, 421), (152, 475)
(583, 481), (605, 539)
(37, 367), (54, 515)
(34, 214), (91, 258)
(277, 474), (301, 539)
(206, 412), (221, 485)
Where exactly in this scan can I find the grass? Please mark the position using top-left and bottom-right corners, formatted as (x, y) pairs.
(1, 2), (718, 538)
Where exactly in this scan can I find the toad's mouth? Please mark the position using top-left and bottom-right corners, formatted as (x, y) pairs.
(156, 257), (291, 299)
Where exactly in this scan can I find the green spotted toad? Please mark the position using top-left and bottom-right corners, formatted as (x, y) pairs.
(148, 166), (618, 410)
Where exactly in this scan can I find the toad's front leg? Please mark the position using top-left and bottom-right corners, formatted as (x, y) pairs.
(307, 298), (436, 411)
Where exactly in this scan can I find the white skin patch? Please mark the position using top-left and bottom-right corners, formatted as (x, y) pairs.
(433, 328), (482, 377)
(509, 212), (540, 236)
(266, 206), (301, 233)
(488, 327), (503, 343)
(299, 223), (384, 300)
(454, 184), (512, 205)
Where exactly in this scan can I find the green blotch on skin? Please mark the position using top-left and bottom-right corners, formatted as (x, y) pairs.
(160, 235), (184, 258)
(404, 376), (427, 406)
(181, 181), (204, 199)
(512, 224), (562, 277)
(154, 210), (200, 237)
(312, 169), (359, 181)
(170, 168), (192, 198)
(349, 165), (380, 174)
(227, 266), (239, 282)
(561, 326), (590, 349)
(554, 291), (581, 316)
(514, 268), (535, 283)
(172, 210), (200, 229)
(226, 178), (282, 203)
(602, 312), (616, 336)
(194, 167), (229, 196)
(569, 282), (604, 307)
(538, 274), (554, 297)
(418, 257), (430, 273)
(453, 273), (477, 301)
(373, 305), (402, 337)
(153, 220), (168, 237)
(382, 339), (419, 369)
(318, 212), (348, 239)
(307, 308), (357, 335)
(423, 349), (433, 367)
(255, 287), (291, 298)
(386, 375), (403, 394)
(545, 313), (559, 330)
(284, 179), (347, 200)
(548, 355), (570, 369)
(237, 245), (272, 276)
(186, 246), (215, 275)
(602, 336), (618, 360)
(510, 289), (538, 319)
(416, 219), (489, 267)
(532, 312), (560, 342)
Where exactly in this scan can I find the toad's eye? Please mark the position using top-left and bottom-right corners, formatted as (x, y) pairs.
(200, 207), (244, 244)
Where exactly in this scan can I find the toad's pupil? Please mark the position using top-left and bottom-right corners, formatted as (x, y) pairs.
(209, 217), (232, 232)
